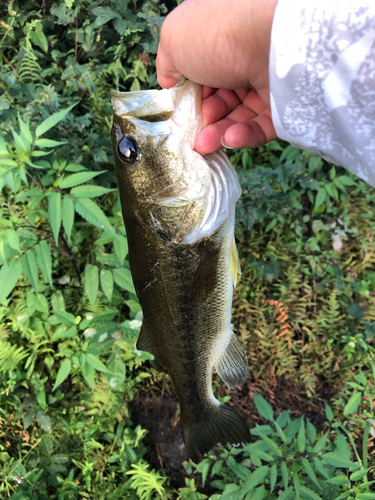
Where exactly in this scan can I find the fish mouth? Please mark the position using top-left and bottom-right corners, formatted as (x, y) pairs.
(110, 87), (176, 122)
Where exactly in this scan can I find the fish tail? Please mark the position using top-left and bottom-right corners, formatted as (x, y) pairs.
(182, 403), (250, 463)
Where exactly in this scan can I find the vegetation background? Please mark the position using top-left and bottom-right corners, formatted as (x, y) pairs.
(1, 1), (375, 498)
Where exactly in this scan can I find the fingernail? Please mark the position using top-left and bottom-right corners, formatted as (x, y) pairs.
(221, 136), (234, 150)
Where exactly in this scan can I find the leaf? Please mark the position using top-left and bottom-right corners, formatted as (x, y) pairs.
(36, 411), (52, 432)
(314, 187), (326, 212)
(35, 240), (53, 288)
(62, 195), (75, 244)
(113, 234), (128, 264)
(70, 185), (116, 198)
(321, 452), (355, 468)
(281, 461), (289, 489)
(65, 163), (87, 172)
(270, 464), (277, 493)
(54, 311), (76, 326)
(53, 359), (71, 391)
(306, 420), (317, 444)
(347, 303), (364, 319)
(29, 24), (48, 53)
(34, 138), (67, 148)
(35, 103), (77, 138)
(0, 259), (22, 305)
(279, 487), (294, 500)
(0, 158), (17, 167)
(356, 494), (375, 500)
(86, 353), (110, 373)
(274, 421), (288, 444)
(52, 326), (77, 341)
(325, 403), (333, 421)
(242, 466), (269, 495)
(293, 473), (301, 500)
(5, 229), (21, 252)
(337, 175), (356, 186)
(349, 468), (370, 481)
(11, 126), (29, 152)
(299, 485), (323, 500)
(258, 432), (282, 457)
(253, 393), (274, 421)
(312, 431), (329, 454)
(23, 408), (35, 430)
(100, 269), (113, 301)
(112, 267), (136, 294)
(301, 458), (321, 489)
(59, 170), (106, 189)
(51, 292), (65, 312)
(92, 6), (118, 25)
(31, 150), (53, 157)
(21, 250), (38, 291)
(81, 356), (95, 388)
(344, 391), (362, 416)
(298, 418), (306, 453)
(18, 113), (33, 144)
(312, 457), (330, 480)
(107, 350), (125, 388)
(85, 264), (99, 308)
(74, 198), (117, 236)
(34, 294), (49, 315)
(49, 191), (62, 245)
(328, 475), (349, 486)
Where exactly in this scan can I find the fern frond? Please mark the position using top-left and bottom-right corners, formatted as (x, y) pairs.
(0, 340), (29, 374)
(126, 461), (167, 500)
(19, 44), (43, 85)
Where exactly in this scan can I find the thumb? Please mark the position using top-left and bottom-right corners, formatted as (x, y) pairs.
(156, 48), (182, 89)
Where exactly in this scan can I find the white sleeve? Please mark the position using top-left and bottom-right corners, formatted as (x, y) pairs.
(269, 0), (375, 186)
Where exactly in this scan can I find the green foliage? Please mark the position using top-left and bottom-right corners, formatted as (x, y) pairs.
(187, 392), (375, 500)
(126, 461), (167, 499)
(0, 0), (166, 498)
(1, 1), (375, 498)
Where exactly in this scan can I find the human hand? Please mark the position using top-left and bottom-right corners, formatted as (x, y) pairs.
(156, 0), (278, 154)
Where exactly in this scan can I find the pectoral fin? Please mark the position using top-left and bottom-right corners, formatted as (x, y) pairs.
(215, 329), (247, 389)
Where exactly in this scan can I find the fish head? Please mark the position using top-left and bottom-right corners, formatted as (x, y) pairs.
(111, 80), (241, 244)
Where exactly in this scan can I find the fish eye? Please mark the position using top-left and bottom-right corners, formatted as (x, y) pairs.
(118, 136), (141, 163)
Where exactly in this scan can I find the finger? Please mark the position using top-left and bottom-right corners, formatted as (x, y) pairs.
(241, 89), (268, 115)
(223, 109), (277, 148)
(201, 89), (243, 128)
(202, 86), (217, 99)
(195, 107), (276, 154)
(195, 117), (237, 154)
(226, 104), (258, 123)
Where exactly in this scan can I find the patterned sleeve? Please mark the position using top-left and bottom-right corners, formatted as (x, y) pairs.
(269, 0), (375, 186)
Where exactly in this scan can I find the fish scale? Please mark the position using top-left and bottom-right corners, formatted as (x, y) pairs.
(111, 79), (250, 462)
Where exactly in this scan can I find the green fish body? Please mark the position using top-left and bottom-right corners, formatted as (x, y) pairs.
(111, 80), (250, 462)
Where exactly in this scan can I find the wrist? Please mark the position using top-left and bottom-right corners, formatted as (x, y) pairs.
(246, 0), (278, 105)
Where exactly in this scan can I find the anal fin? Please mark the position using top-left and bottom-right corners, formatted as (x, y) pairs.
(136, 323), (154, 355)
(215, 329), (247, 389)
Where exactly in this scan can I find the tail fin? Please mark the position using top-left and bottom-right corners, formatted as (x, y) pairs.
(182, 403), (250, 463)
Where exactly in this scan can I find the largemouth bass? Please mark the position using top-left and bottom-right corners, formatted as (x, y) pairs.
(110, 79), (250, 462)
